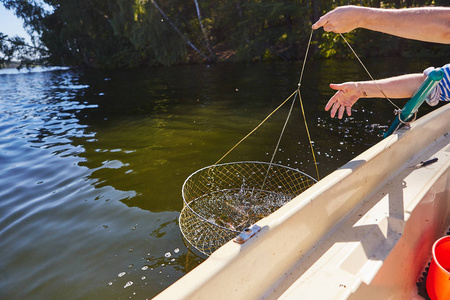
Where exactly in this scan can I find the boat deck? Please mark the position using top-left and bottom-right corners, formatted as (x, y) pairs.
(275, 132), (450, 299)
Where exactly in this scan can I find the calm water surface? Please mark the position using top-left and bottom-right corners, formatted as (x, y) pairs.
(0, 58), (446, 299)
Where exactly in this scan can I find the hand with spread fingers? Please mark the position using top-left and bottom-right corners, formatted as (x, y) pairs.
(325, 82), (361, 119)
(313, 5), (450, 120)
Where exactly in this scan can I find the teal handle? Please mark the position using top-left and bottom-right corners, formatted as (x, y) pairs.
(383, 68), (444, 138)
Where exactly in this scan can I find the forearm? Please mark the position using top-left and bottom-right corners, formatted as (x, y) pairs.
(358, 7), (450, 44)
(325, 73), (427, 119)
(355, 73), (427, 99)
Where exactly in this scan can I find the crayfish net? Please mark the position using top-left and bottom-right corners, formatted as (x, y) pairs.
(179, 161), (316, 256)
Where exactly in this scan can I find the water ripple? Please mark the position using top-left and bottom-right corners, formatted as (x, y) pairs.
(0, 69), (148, 299)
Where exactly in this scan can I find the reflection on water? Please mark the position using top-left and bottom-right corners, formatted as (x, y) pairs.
(0, 57), (446, 299)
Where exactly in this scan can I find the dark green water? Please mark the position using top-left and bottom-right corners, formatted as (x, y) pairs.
(0, 57), (447, 299)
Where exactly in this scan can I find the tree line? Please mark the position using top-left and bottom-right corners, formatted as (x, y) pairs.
(1, 0), (449, 69)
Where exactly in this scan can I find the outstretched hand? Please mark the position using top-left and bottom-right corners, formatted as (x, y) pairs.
(312, 6), (362, 33)
(325, 82), (362, 119)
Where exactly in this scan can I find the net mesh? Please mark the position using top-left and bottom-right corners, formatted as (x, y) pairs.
(179, 161), (316, 256)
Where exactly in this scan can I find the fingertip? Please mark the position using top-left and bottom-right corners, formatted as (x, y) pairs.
(312, 17), (326, 30)
(324, 98), (334, 111)
(346, 107), (352, 117)
(329, 108), (335, 118)
(329, 83), (341, 91)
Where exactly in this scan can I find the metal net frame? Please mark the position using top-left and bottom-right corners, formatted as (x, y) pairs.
(179, 161), (316, 256)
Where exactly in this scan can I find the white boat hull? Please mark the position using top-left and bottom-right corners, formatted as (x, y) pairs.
(155, 103), (450, 300)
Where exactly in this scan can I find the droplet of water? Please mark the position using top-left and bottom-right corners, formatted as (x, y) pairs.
(141, 266), (148, 271)
(124, 281), (133, 288)
(164, 252), (171, 258)
(174, 248), (180, 253)
(118, 272), (126, 278)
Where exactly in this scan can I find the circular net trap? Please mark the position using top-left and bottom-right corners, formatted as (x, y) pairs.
(179, 161), (317, 256)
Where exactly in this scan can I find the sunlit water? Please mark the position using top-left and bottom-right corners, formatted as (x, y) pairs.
(0, 57), (446, 299)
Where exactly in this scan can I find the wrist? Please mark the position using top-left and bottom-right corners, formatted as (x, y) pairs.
(353, 6), (366, 29)
(356, 6), (380, 30)
(355, 82), (367, 97)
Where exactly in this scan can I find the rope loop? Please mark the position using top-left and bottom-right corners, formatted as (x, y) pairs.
(397, 111), (417, 125)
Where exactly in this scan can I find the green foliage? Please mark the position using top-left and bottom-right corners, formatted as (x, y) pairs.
(1, 0), (448, 68)
(0, 34), (48, 68)
(317, 31), (353, 59)
(231, 0), (309, 62)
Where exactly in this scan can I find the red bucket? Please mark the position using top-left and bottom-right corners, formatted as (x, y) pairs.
(427, 236), (450, 300)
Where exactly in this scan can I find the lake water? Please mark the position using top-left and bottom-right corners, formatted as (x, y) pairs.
(0, 57), (446, 299)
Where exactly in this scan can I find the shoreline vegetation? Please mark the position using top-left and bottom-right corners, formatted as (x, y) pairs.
(1, 0), (449, 70)
(1, 61), (20, 69)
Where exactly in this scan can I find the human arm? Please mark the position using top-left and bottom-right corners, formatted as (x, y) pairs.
(326, 73), (426, 119)
(312, 6), (450, 44)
